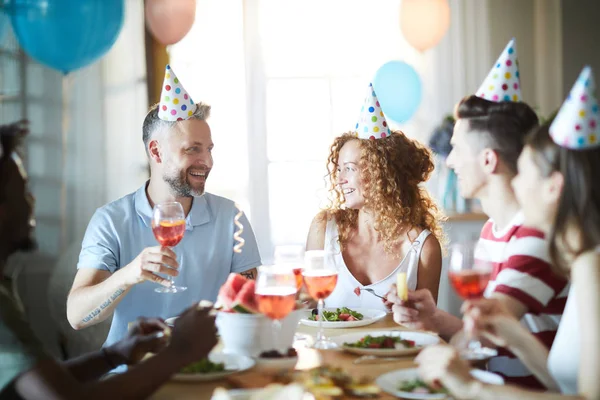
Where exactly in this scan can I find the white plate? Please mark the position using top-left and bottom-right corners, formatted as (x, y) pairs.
(211, 389), (261, 400)
(299, 308), (387, 328)
(173, 352), (255, 382)
(376, 368), (504, 399)
(333, 330), (440, 356)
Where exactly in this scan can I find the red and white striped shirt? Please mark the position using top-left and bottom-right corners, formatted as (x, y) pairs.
(477, 212), (569, 389)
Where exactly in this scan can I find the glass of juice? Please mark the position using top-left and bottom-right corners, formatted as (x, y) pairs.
(448, 241), (493, 358)
(302, 250), (339, 349)
(274, 245), (305, 293)
(255, 265), (298, 352)
(152, 202), (186, 293)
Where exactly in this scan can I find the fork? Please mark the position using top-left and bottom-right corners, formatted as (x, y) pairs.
(357, 287), (387, 300)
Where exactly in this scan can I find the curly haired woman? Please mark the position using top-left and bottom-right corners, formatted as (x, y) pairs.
(306, 84), (445, 311)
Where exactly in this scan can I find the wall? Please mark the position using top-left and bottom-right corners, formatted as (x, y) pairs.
(561, 0), (600, 91)
(486, 0), (563, 118)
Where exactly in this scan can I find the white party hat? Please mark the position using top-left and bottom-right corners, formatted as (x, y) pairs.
(158, 64), (196, 121)
(355, 83), (391, 140)
(549, 66), (599, 149)
(476, 38), (522, 102)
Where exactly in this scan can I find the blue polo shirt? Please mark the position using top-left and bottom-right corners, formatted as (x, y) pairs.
(77, 183), (262, 356)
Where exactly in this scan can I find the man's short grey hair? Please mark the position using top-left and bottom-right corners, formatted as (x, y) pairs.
(142, 102), (211, 154)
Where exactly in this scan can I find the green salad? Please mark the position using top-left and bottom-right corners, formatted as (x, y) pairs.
(398, 379), (448, 394)
(308, 307), (364, 322)
(344, 335), (416, 349)
(180, 358), (226, 374)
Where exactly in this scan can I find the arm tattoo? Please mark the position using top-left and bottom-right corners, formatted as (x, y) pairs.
(240, 270), (255, 280)
(81, 288), (125, 324)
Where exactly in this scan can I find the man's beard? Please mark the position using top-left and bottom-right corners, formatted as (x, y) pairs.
(163, 168), (205, 197)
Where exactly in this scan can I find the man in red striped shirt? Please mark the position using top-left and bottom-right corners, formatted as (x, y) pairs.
(387, 97), (568, 389)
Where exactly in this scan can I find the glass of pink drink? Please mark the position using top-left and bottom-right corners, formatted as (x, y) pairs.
(302, 250), (339, 349)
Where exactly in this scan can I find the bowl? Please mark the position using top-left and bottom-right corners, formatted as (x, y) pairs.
(254, 355), (298, 373)
(216, 309), (305, 357)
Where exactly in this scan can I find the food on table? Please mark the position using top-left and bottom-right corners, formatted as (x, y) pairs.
(344, 335), (417, 349)
(212, 383), (306, 400)
(307, 307), (364, 322)
(275, 366), (380, 398)
(216, 273), (260, 313)
(398, 379), (448, 394)
(354, 286), (361, 297)
(259, 348), (298, 359)
(396, 272), (408, 301)
(180, 358), (226, 374)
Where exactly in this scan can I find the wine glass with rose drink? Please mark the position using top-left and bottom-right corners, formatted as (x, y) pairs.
(152, 202), (187, 293)
(302, 250), (339, 349)
(255, 266), (298, 352)
(448, 241), (494, 359)
(273, 245), (305, 293)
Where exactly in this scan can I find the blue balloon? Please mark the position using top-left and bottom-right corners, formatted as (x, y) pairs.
(10, 0), (124, 74)
(373, 61), (422, 123)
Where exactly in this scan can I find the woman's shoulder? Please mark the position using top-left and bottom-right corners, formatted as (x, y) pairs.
(310, 211), (336, 227)
(572, 249), (600, 278)
(307, 211), (336, 250)
(406, 227), (440, 258)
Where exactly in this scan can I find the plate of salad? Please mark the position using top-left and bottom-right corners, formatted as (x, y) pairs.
(299, 307), (386, 329)
(376, 368), (504, 399)
(332, 330), (440, 356)
(173, 352), (255, 382)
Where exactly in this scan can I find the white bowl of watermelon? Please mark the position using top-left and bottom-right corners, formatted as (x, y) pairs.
(216, 273), (305, 358)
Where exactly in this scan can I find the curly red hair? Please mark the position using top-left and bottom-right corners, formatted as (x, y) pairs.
(323, 131), (446, 254)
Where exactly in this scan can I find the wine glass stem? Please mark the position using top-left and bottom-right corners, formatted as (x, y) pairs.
(168, 247), (176, 287)
(272, 319), (282, 352)
(317, 298), (325, 343)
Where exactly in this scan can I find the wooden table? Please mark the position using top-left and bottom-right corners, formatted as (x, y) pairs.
(152, 314), (430, 399)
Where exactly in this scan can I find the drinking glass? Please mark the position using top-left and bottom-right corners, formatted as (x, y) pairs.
(302, 250), (339, 349)
(255, 266), (298, 352)
(152, 202), (187, 293)
(448, 241), (494, 359)
(274, 245), (305, 293)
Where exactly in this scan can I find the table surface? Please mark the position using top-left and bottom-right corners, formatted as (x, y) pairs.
(151, 314), (431, 400)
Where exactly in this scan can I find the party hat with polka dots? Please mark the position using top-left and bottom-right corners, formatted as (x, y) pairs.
(355, 83), (391, 140)
(476, 38), (522, 102)
(158, 64), (195, 121)
(550, 66), (599, 149)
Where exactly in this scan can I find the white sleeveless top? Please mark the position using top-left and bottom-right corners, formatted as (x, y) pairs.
(546, 246), (600, 393)
(547, 284), (578, 394)
(546, 246), (600, 395)
(323, 219), (431, 311)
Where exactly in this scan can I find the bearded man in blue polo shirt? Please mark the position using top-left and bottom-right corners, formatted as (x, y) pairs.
(66, 66), (262, 362)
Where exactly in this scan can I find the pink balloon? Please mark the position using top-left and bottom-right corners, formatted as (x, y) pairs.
(145, 0), (196, 45)
(401, 0), (450, 52)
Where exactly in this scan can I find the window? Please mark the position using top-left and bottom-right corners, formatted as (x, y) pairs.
(172, 0), (424, 261)
(0, 24), (64, 257)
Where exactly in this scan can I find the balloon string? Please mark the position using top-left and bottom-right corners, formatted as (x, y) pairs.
(60, 75), (72, 251)
(233, 203), (245, 254)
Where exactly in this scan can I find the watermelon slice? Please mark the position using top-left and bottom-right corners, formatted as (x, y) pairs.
(231, 280), (259, 314)
(217, 273), (248, 310)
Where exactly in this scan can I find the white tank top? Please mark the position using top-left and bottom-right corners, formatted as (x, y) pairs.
(547, 285), (578, 394)
(546, 246), (600, 394)
(323, 219), (431, 311)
